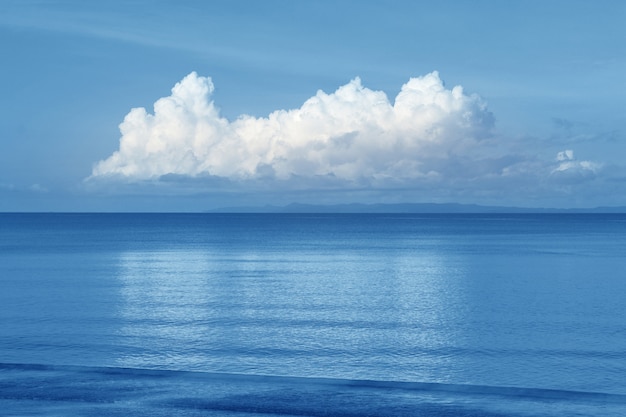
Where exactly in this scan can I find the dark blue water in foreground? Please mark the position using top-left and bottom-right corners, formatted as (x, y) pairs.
(1, 213), (626, 416)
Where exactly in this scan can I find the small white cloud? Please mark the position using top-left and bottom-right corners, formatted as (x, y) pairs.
(551, 149), (600, 180)
(91, 71), (494, 184)
(556, 149), (574, 162)
(29, 184), (48, 193)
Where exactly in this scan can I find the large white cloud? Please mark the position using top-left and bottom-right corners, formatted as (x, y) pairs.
(91, 71), (495, 184)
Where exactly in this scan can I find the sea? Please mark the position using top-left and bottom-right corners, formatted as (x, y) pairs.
(1, 212), (625, 416)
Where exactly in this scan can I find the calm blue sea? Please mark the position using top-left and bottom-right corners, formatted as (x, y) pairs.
(1, 213), (626, 416)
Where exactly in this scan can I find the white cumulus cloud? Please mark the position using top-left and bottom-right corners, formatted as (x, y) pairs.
(91, 71), (495, 185)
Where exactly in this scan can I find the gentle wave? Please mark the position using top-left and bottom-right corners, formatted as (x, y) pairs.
(2, 362), (625, 404)
(3, 363), (626, 417)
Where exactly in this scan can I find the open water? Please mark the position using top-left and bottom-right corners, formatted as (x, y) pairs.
(1, 213), (625, 416)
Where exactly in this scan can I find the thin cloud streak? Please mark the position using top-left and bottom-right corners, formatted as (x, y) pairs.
(0, 2), (301, 73)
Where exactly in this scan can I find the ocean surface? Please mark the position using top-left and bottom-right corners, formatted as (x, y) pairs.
(1, 213), (625, 416)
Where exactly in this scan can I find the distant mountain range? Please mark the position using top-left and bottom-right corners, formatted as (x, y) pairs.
(210, 203), (626, 214)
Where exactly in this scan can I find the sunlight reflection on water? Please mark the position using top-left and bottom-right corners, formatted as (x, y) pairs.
(113, 244), (470, 382)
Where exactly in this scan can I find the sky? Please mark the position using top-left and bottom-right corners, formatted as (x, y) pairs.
(1, 0), (625, 211)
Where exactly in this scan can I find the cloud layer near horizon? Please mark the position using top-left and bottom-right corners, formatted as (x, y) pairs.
(90, 71), (602, 203)
(92, 72), (498, 183)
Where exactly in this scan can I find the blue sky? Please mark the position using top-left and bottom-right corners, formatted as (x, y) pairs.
(1, 0), (625, 211)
